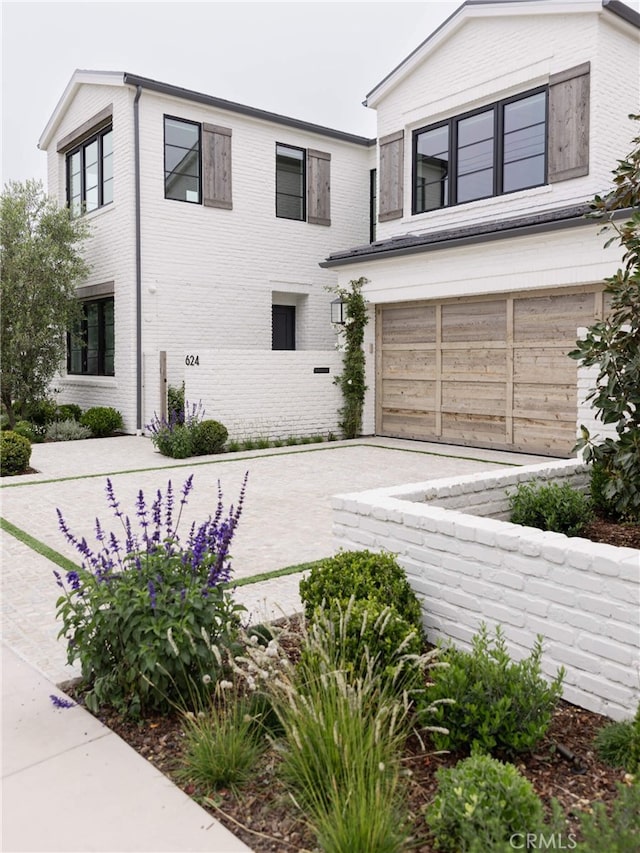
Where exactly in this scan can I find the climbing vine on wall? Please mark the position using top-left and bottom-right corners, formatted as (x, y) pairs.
(329, 277), (369, 439)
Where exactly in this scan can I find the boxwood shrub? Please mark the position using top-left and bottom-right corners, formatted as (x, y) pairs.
(80, 406), (123, 437)
(191, 419), (228, 456)
(0, 430), (32, 476)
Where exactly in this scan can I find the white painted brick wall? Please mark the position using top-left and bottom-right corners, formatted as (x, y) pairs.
(182, 349), (344, 440)
(576, 327), (619, 444)
(372, 6), (639, 239)
(45, 79), (371, 434)
(332, 460), (640, 721)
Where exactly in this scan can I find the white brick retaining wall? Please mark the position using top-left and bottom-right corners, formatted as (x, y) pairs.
(332, 460), (640, 721)
(185, 349), (343, 440)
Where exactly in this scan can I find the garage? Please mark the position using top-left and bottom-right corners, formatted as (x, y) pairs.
(377, 287), (603, 457)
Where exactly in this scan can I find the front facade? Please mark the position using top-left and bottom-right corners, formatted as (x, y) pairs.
(325, 0), (640, 456)
(39, 72), (374, 434)
(39, 0), (639, 453)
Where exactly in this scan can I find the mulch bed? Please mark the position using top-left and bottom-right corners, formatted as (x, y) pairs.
(581, 516), (640, 549)
(90, 697), (627, 853)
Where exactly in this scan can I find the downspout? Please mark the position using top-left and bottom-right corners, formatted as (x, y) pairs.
(133, 85), (143, 434)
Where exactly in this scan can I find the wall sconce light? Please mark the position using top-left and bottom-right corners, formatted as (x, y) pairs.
(331, 297), (346, 325)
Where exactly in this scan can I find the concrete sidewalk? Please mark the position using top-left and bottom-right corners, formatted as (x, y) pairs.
(1, 435), (548, 852)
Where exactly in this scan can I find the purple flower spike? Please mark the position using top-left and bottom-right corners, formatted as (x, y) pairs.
(50, 694), (75, 709)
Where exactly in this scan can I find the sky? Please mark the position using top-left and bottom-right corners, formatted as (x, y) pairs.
(1, 0), (464, 186)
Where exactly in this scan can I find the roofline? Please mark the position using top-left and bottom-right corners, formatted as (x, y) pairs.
(364, 0), (639, 107)
(123, 73), (375, 147)
(320, 206), (630, 269)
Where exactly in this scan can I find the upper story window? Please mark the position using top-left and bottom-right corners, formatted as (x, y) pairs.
(276, 144), (306, 220)
(67, 296), (114, 376)
(66, 125), (113, 217)
(164, 117), (201, 203)
(275, 143), (331, 225)
(413, 88), (546, 213)
(163, 116), (232, 208)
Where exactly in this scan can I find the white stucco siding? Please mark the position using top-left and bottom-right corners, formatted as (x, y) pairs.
(134, 89), (370, 427)
(373, 9), (639, 240)
(46, 83), (139, 431)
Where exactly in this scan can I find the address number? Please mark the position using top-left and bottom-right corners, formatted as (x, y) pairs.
(185, 354), (200, 366)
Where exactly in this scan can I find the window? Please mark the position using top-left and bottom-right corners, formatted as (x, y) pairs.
(67, 297), (114, 376)
(276, 144), (305, 220)
(413, 88), (546, 213)
(369, 169), (377, 242)
(164, 117), (201, 203)
(66, 125), (113, 217)
(272, 305), (296, 350)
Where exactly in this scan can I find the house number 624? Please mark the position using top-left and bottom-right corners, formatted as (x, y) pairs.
(185, 354), (200, 366)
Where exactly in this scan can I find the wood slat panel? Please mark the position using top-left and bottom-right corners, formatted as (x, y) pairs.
(382, 349), (436, 379)
(381, 304), (436, 344)
(441, 348), (507, 379)
(442, 299), (506, 342)
(513, 292), (594, 341)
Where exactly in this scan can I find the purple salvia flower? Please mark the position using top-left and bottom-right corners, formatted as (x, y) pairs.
(66, 571), (81, 590)
(164, 480), (174, 537)
(105, 478), (123, 520)
(50, 694), (75, 709)
(53, 570), (64, 589)
(148, 580), (157, 612)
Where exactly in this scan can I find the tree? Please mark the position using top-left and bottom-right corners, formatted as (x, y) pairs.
(569, 116), (640, 521)
(1, 180), (90, 428)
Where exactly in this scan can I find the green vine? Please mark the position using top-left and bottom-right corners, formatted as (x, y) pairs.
(329, 277), (369, 439)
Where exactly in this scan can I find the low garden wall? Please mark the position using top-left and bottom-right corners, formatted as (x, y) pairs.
(185, 349), (342, 440)
(332, 459), (640, 721)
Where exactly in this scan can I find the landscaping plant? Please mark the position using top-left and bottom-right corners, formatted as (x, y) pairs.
(0, 430), (32, 475)
(594, 702), (640, 773)
(299, 549), (423, 634)
(422, 624), (565, 755)
(146, 401), (228, 459)
(575, 779), (640, 853)
(508, 479), (593, 536)
(55, 403), (83, 422)
(45, 419), (91, 441)
(425, 751), (545, 852)
(569, 115), (640, 522)
(80, 406), (123, 437)
(55, 473), (248, 715)
(329, 276), (369, 439)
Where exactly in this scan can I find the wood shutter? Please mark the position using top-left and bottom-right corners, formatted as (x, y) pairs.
(548, 62), (590, 183)
(378, 130), (404, 221)
(307, 149), (331, 225)
(202, 123), (232, 209)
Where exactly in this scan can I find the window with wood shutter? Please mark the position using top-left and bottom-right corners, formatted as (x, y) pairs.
(378, 130), (404, 221)
(548, 62), (590, 183)
(203, 123), (232, 209)
(307, 149), (331, 225)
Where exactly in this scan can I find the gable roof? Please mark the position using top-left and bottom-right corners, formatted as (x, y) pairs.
(365, 0), (640, 108)
(39, 70), (374, 153)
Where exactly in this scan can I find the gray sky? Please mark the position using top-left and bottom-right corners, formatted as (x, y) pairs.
(1, 0), (463, 185)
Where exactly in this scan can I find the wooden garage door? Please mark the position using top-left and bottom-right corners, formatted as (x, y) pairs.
(377, 288), (603, 457)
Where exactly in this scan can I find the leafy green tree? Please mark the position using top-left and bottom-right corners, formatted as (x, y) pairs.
(1, 180), (90, 428)
(570, 116), (640, 521)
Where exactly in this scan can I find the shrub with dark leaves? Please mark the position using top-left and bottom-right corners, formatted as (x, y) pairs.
(55, 473), (248, 716)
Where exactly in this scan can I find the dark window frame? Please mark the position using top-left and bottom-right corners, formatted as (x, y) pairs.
(412, 86), (547, 214)
(164, 115), (202, 204)
(66, 124), (113, 217)
(275, 143), (306, 221)
(369, 168), (377, 243)
(67, 296), (115, 377)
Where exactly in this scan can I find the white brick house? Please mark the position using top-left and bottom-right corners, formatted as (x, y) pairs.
(39, 72), (374, 435)
(324, 0), (639, 456)
(39, 0), (639, 452)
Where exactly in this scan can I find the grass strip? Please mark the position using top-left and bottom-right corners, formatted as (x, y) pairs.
(227, 559), (323, 588)
(0, 440), (522, 490)
(0, 515), (318, 589)
(0, 517), (79, 573)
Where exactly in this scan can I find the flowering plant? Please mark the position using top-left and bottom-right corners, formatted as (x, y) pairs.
(146, 401), (228, 459)
(328, 277), (369, 439)
(55, 473), (247, 715)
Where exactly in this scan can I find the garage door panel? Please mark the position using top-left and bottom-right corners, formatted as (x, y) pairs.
(382, 379), (436, 409)
(513, 419), (577, 454)
(513, 383), (576, 421)
(442, 381), (506, 414)
(513, 347), (576, 383)
(442, 348), (507, 380)
(382, 305), (436, 344)
(381, 411), (437, 437)
(382, 348), (436, 379)
(442, 412), (507, 443)
(442, 300), (506, 342)
(514, 292), (594, 341)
